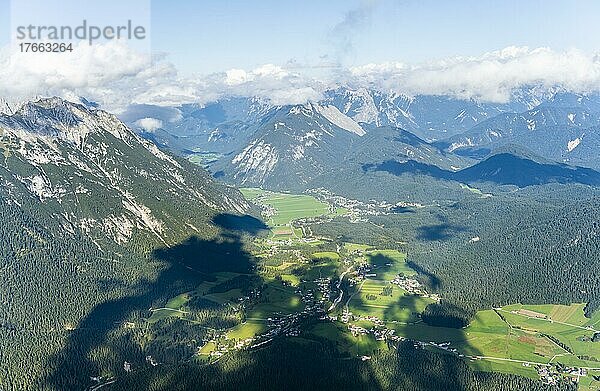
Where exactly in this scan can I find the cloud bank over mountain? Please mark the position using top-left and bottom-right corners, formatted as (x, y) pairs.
(350, 46), (600, 102)
(2, 41), (600, 111)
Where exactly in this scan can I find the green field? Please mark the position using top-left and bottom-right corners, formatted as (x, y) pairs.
(227, 319), (267, 341)
(152, 188), (600, 386)
(187, 151), (223, 167)
(312, 251), (340, 262)
(280, 273), (301, 286)
(495, 304), (600, 366)
(344, 242), (373, 253)
(303, 258), (340, 281)
(364, 249), (413, 281)
(147, 272), (247, 324)
(348, 280), (434, 322)
(240, 188), (333, 227)
(399, 303), (600, 381)
(249, 283), (304, 316)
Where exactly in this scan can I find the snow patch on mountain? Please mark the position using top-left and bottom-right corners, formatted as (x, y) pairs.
(315, 105), (366, 136)
(567, 137), (582, 152)
(291, 145), (305, 160)
(448, 138), (475, 152)
(526, 119), (536, 130)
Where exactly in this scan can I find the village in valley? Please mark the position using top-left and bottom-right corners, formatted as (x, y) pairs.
(152, 188), (600, 390)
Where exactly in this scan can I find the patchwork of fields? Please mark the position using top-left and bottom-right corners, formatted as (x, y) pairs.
(151, 188), (600, 389)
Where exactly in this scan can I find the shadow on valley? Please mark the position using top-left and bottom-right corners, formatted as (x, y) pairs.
(405, 261), (441, 291)
(211, 213), (269, 235)
(317, 252), (511, 391)
(41, 215), (555, 391)
(389, 205), (416, 214)
(362, 154), (600, 188)
(416, 214), (467, 242)
(112, 254), (504, 391)
(417, 221), (469, 241)
(362, 160), (452, 180)
(41, 213), (266, 390)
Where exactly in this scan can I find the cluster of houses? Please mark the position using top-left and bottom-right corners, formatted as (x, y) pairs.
(314, 277), (333, 302)
(390, 274), (428, 296)
(346, 323), (396, 341)
(307, 188), (424, 223)
(537, 364), (588, 385)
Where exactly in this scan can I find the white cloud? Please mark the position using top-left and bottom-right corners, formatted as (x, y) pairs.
(0, 42), (324, 110)
(0, 41), (187, 111)
(225, 69), (250, 86)
(252, 64), (289, 79)
(134, 117), (163, 132)
(119, 104), (182, 124)
(2, 41), (600, 112)
(329, 0), (378, 63)
(268, 87), (322, 106)
(350, 46), (600, 102)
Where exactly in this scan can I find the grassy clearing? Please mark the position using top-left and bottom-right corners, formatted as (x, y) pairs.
(198, 341), (217, 356)
(304, 261), (339, 281)
(312, 251), (340, 261)
(250, 283), (303, 316)
(227, 319), (266, 341)
(459, 183), (492, 198)
(364, 249), (412, 281)
(280, 274), (301, 286)
(187, 152), (222, 167)
(148, 272), (245, 323)
(240, 188), (331, 227)
(239, 187), (265, 200)
(460, 183), (483, 195)
(344, 242), (373, 253)
(148, 293), (191, 323)
(348, 280), (434, 322)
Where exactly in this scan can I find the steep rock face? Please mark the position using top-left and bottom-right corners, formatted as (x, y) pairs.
(321, 87), (539, 140)
(0, 97), (249, 247)
(131, 87), (600, 169)
(128, 85), (544, 151)
(213, 103), (363, 190)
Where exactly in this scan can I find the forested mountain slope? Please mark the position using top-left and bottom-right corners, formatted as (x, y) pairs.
(0, 98), (251, 390)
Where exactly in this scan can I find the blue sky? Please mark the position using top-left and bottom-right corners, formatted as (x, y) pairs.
(2, 0), (600, 75)
(149, 0), (600, 74)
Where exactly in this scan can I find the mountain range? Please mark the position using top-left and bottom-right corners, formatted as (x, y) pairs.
(2, 92), (600, 390)
(119, 86), (600, 202)
(118, 86), (600, 199)
(0, 97), (249, 247)
(0, 97), (261, 390)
